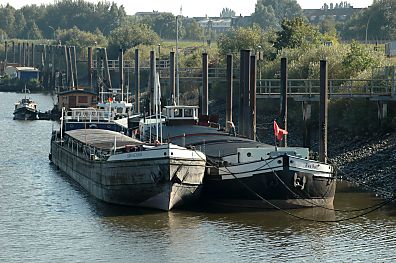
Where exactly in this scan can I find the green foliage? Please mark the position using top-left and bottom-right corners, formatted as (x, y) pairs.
(183, 19), (205, 41)
(262, 41), (385, 80)
(220, 8), (236, 18)
(217, 25), (276, 58)
(108, 23), (160, 53)
(56, 26), (107, 49)
(341, 41), (379, 78)
(274, 17), (322, 51)
(252, 0), (303, 30)
(340, 0), (396, 40)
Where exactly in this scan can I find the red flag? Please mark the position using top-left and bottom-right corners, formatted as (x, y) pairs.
(108, 97), (113, 103)
(274, 120), (288, 141)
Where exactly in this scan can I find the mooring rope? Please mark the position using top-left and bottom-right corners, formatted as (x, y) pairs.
(192, 148), (396, 223)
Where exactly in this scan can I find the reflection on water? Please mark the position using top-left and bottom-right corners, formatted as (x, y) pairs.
(1, 92), (396, 262)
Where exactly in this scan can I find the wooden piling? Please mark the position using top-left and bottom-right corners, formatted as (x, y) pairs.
(63, 45), (69, 87)
(134, 49), (140, 113)
(302, 101), (312, 148)
(18, 43), (22, 65)
(226, 54), (233, 132)
(119, 48), (124, 101)
(12, 41), (15, 63)
(26, 43), (30, 66)
(22, 42), (26, 66)
(202, 52), (209, 116)
(87, 47), (93, 88)
(249, 54), (257, 141)
(4, 41), (7, 62)
(50, 45), (56, 88)
(102, 48), (112, 91)
(280, 57), (288, 147)
(67, 47), (75, 87)
(169, 51), (176, 105)
(72, 46), (78, 87)
(319, 60), (328, 163)
(31, 43), (35, 67)
(150, 50), (156, 114)
(242, 50), (251, 137)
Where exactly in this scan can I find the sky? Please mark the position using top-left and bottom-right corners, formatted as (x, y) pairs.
(1, 0), (374, 17)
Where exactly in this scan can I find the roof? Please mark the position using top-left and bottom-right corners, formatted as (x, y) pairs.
(59, 89), (98, 96)
(66, 129), (142, 150)
(15, 67), (39, 72)
(153, 125), (271, 157)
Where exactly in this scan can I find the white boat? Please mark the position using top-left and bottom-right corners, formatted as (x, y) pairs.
(13, 88), (38, 120)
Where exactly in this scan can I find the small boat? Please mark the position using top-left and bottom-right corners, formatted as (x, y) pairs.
(50, 128), (206, 211)
(139, 105), (336, 210)
(13, 88), (38, 120)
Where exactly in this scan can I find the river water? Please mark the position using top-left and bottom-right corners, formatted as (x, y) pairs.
(1, 92), (396, 262)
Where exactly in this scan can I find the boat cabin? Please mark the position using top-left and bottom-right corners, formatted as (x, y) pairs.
(164, 105), (199, 126)
(97, 101), (133, 118)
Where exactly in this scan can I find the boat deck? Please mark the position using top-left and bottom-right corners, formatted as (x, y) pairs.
(66, 129), (142, 150)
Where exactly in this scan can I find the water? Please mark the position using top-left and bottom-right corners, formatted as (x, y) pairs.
(1, 92), (396, 262)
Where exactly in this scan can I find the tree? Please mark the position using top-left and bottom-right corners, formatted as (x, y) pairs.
(220, 8), (236, 18)
(217, 24), (276, 58)
(340, 0), (396, 41)
(252, 0), (303, 30)
(108, 23), (160, 56)
(23, 21), (43, 39)
(183, 19), (205, 41)
(273, 17), (322, 51)
(57, 26), (107, 48)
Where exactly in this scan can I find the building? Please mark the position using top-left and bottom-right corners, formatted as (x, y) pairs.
(303, 6), (365, 24)
(4, 66), (39, 80)
(58, 89), (98, 110)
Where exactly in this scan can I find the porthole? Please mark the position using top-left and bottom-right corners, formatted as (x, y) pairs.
(247, 152), (252, 157)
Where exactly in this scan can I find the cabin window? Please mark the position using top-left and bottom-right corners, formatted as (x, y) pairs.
(184, 109), (193, 117)
(78, 96), (88, 103)
(175, 109), (182, 117)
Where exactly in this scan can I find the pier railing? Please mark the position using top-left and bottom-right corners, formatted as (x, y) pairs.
(256, 78), (396, 100)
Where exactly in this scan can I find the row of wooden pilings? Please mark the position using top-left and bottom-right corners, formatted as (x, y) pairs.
(3, 41), (80, 89)
(144, 49), (328, 163)
(4, 42), (329, 162)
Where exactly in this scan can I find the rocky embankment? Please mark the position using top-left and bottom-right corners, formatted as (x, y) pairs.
(328, 131), (396, 197)
(254, 114), (396, 197)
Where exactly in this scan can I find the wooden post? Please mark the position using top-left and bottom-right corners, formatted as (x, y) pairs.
(249, 54), (257, 141)
(12, 41), (15, 63)
(319, 60), (328, 163)
(87, 47), (93, 88)
(31, 43), (35, 67)
(242, 50), (251, 137)
(50, 45), (56, 88)
(67, 47), (75, 87)
(72, 46), (78, 87)
(226, 54), (233, 132)
(102, 48), (112, 91)
(119, 48), (124, 101)
(150, 50), (156, 114)
(22, 42), (26, 66)
(280, 57), (288, 147)
(202, 52), (209, 116)
(170, 51), (176, 105)
(134, 49), (140, 113)
(63, 45), (69, 87)
(18, 43), (22, 65)
(302, 101), (312, 148)
(4, 41), (7, 63)
(26, 43), (30, 66)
